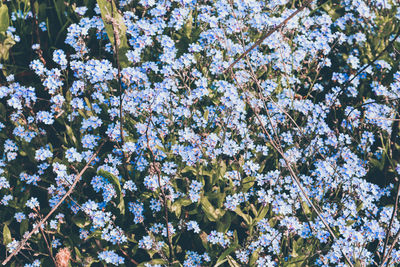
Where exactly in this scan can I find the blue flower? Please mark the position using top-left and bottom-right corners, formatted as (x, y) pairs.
(82, 134), (100, 149)
(129, 202), (145, 223)
(53, 50), (68, 69)
(26, 197), (40, 209)
(98, 250), (124, 265)
(14, 212), (26, 222)
(36, 111), (54, 125)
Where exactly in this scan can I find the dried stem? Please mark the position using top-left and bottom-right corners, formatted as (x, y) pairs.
(119, 246), (139, 265)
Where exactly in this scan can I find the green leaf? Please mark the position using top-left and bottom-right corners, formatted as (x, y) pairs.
(98, 169), (121, 195)
(0, 102), (6, 120)
(3, 224), (11, 245)
(216, 212), (231, 233)
(0, 34), (15, 61)
(200, 196), (225, 222)
(227, 255), (241, 267)
(292, 238), (304, 257)
(20, 141), (36, 162)
(254, 204), (269, 223)
(97, 169), (125, 214)
(204, 109), (209, 121)
(215, 245), (238, 267)
(0, 4), (9, 32)
(72, 214), (90, 228)
(53, 0), (66, 24)
(65, 124), (78, 147)
(74, 247), (83, 263)
(38, 3), (47, 21)
(241, 176), (256, 192)
(181, 165), (196, 174)
(20, 220), (28, 236)
(249, 248), (261, 266)
(117, 197), (125, 215)
(234, 207), (252, 226)
(183, 11), (193, 39)
(96, 0), (130, 68)
(171, 198), (192, 218)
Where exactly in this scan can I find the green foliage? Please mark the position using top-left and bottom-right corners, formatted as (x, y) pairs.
(97, 0), (129, 67)
(3, 224), (11, 245)
(0, 4), (10, 32)
(0, 0), (399, 266)
(98, 169), (125, 214)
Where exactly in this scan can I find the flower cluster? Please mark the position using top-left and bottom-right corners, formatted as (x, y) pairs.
(1, 0), (400, 266)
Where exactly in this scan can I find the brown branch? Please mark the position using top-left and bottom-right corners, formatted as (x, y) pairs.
(119, 246), (139, 265)
(2, 141), (105, 265)
(224, 0), (313, 73)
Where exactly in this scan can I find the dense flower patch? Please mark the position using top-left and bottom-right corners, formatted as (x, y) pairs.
(0, 0), (400, 266)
